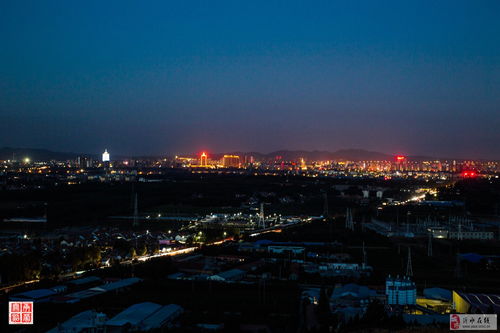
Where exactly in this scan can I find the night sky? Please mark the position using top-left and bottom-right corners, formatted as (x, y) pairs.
(1, 1), (499, 159)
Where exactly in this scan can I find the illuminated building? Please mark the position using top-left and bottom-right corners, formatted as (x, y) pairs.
(386, 275), (416, 305)
(461, 171), (477, 178)
(300, 158), (307, 170)
(222, 155), (240, 168)
(102, 149), (110, 162)
(244, 155), (255, 165)
(77, 156), (93, 168)
(200, 152), (208, 167)
(395, 155), (406, 171)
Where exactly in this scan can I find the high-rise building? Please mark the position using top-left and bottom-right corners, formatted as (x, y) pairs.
(200, 152), (208, 167)
(300, 158), (307, 170)
(243, 155), (255, 166)
(222, 155), (240, 168)
(77, 156), (93, 168)
(102, 149), (110, 162)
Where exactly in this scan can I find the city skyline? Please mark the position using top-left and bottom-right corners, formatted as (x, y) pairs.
(2, 145), (500, 162)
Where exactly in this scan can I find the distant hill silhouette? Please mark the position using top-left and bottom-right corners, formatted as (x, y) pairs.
(0, 147), (95, 161)
(227, 149), (395, 161)
(0, 147), (439, 162)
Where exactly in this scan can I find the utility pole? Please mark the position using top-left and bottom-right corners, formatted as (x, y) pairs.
(345, 208), (354, 231)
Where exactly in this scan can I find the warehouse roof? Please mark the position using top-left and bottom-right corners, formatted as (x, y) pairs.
(106, 302), (161, 327)
(456, 291), (500, 313)
(141, 304), (183, 330)
(10, 288), (57, 301)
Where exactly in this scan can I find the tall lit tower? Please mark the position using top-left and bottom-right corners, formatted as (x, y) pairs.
(427, 232), (433, 257)
(406, 247), (413, 277)
(102, 149), (110, 162)
(259, 203), (265, 229)
(345, 208), (354, 231)
(200, 152), (208, 167)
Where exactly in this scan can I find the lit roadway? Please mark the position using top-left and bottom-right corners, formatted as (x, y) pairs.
(1, 221), (306, 293)
(0, 239), (232, 293)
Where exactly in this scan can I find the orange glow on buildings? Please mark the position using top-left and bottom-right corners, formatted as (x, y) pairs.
(222, 155), (240, 168)
(200, 152), (208, 167)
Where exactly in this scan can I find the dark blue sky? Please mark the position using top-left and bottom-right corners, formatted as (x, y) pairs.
(1, 1), (499, 158)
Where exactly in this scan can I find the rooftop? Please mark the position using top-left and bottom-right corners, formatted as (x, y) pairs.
(96, 277), (142, 292)
(215, 268), (246, 280)
(106, 302), (161, 327)
(332, 283), (377, 300)
(47, 310), (107, 333)
(11, 288), (57, 300)
(67, 276), (101, 286)
(455, 291), (500, 313)
(141, 304), (183, 330)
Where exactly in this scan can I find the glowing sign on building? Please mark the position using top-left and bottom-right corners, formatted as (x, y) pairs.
(462, 171), (476, 178)
(200, 152), (208, 167)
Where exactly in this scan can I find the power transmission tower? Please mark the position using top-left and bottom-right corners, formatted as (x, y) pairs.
(427, 232), (433, 257)
(345, 208), (354, 231)
(259, 202), (265, 229)
(406, 247), (413, 277)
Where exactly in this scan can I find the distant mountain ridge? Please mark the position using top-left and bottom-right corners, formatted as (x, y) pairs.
(0, 147), (95, 161)
(0, 146), (444, 162)
(224, 149), (395, 161)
